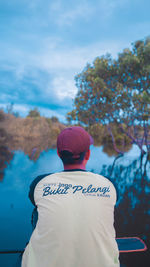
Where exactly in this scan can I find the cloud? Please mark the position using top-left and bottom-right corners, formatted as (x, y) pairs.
(36, 38), (129, 74)
(52, 76), (77, 100)
(49, 0), (129, 26)
(99, 0), (129, 20)
(50, 0), (94, 26)
(0, 36), (126, 78)
(0, 36), (129, 120)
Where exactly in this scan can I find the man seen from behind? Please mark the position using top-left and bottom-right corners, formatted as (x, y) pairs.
(22, 126), (120, 267)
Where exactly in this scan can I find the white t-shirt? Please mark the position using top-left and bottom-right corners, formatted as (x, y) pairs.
(22, 170), (120, 267)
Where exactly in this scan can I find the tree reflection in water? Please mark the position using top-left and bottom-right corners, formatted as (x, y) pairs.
(101, 153), (150, 267)
(0, 128), (14, 181)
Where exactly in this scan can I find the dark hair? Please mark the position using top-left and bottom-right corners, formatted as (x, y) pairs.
(59, 150), (86, 165)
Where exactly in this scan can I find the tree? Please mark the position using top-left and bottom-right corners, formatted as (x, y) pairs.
(67, 37), (150, 154)
(6, 103), (20, 117)
(27, 107), (41, 118)
(51, 116), (59, 123)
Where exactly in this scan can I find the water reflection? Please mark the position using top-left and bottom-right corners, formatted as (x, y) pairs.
(102, 142), (132, 157)
(0, 128), (14, 181)
(0, 146), (149, 267)
(100, 153), (150, 267)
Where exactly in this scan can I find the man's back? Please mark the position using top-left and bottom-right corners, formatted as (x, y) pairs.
(22, 170), (119, 267)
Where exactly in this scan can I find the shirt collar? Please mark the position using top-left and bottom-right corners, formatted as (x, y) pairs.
(63, 169), (86, 172)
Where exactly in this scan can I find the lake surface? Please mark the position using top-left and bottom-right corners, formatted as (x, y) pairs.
(0, 145), (150, 267)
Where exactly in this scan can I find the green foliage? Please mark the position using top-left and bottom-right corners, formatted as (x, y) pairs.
(88, 124), (104, 146)
(27, 108), (41, 118)
(66, 110), (76, 124)
(51, 116), (59, 123)
(68, 37), (150, 153)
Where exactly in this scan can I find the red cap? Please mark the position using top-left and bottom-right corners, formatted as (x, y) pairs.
(57, 126), (93, 156)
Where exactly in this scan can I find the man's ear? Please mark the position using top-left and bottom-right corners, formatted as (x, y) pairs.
(85, 149), (90, 160)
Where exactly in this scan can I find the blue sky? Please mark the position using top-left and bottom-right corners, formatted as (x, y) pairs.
(0, 0), (150, 122)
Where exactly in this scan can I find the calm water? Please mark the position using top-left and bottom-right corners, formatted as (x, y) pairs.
(0, 145), (150, 267)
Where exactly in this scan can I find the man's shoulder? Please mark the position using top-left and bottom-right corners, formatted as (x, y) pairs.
(86, 171), (114, 183)
(30, 173), (53, 188)
(86, 171), (118, 200)
(29, 173), (53, 206)
(99, 174), (119, 203)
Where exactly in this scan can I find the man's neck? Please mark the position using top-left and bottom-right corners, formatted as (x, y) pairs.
(64, 163), (86, 170)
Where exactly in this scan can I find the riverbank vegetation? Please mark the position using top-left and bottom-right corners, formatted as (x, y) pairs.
(0, 108), (133, 162)
(0, 109), (65, 162)
(0, 111), (13, 180)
